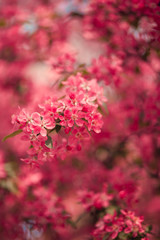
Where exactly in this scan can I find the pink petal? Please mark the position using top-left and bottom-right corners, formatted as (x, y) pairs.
(40, 127), (47, 137)
(31, 112), (41, 126)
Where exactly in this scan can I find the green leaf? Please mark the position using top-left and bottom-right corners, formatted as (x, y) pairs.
(5, 162), (17, 177)
(146, 225), (152, 233)
(45, 136), (53, 149)
(98, 105), (104, 115)
(0, 179), (18, 194)
(2, 129), (23, 142)
(55, 125), (61, 133)
(106, 205), (117, 215)
(98, 104), (109, 116)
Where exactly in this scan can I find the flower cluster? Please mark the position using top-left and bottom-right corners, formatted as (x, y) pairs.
(78, 187), (113, 211)
(88, 55), (122, 85)
(48, 52), (76, 73)
(93, 210), (150, 240)
(29, 187), (69, 228)
(12, 73), (106, 165)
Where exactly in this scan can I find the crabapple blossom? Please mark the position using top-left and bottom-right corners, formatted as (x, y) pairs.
(1, 0), (160, 239)
(11, 73), (106, 165)
(93, 210), (150, 240)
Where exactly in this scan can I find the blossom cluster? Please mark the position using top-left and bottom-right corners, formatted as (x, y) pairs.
(88, 55), (122, 85)
(12, 73), (106, 165)
(78, 187), (113, 211)
(93, 210), (150, 240)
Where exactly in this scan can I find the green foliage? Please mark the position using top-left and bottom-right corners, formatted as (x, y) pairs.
(2, 129), (23, 142)
(45, 135), (53, 149)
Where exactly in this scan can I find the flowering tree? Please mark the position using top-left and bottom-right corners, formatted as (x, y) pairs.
(1, 0), (160, 239)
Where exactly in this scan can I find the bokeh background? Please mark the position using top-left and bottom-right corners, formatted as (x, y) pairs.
(0, 1), (160, 239)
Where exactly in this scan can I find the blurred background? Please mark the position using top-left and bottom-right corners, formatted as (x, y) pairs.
(0, 0), (160, 239)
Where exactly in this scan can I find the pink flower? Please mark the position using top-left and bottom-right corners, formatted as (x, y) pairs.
(31, 112), (55, 137)
(93, 210), (149, 240)
(87, 112), (103, 133)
